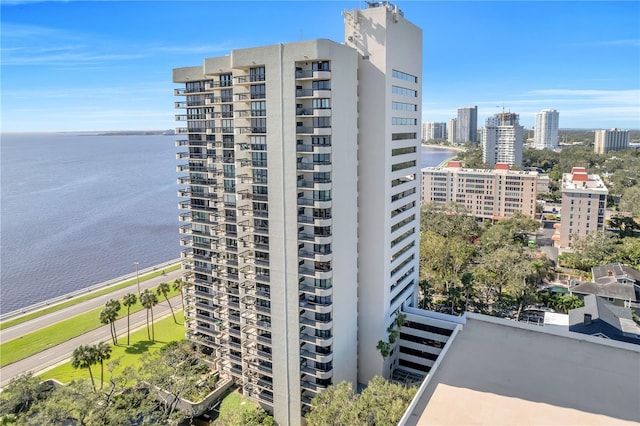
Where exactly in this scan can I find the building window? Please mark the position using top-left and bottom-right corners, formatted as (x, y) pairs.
(392, 132), (417, 140)
(312, 61), (330, 71)
(251, 101), (266, 116)
(392, 101), (417, 111)
(313, 117), (331, 128)
(392, 146), (417, 156)
(312, 98), (331, 109)
(392, 160), (416, 172)
(249, 67), (265, 82)
(250, 84), (266, 99)
(392, 85), (417, 97)
(392, 117), (417, 126)
(312, 80), (331, 90)
(392, 69), (418, 83)
(220, 74), (232, 87)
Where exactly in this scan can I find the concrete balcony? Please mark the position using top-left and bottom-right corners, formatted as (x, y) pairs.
(298, 250), (332, 263)
(295, 69), (331, 80)
(300, 333), (333, 348)
(300, 349), (333, 364)
(295, 88), (331, 98)
(301, 364), (333, 381)
(299, 315), (333, 332)
(298, 267), (332, 280)
(298, 232), (331, 245)
(299, 299), (332, 315)
(296, 198), (332, 209)
(296, 108), (332, 117)
(295, 126), (331, 136)
(297, 215), (332, 227)
(299, 283), (332, 298)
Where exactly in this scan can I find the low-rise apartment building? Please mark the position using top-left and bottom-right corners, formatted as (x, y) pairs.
(594, 128), (630, 154)
(421, 162), (538, 220)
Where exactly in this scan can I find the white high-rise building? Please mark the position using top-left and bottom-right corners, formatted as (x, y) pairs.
(482, 112), (524, 167)
(456, 105), (478, 144)
(344, 2), (421, 386)
(594, 128), (630, 154)
(534, 109), (559, 150)
(448, 118), (457, 144)
(173, 3), (421, 424)
(423, 121), (447, 141)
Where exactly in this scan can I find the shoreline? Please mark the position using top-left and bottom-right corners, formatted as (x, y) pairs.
(421, 143), (466, 153)
(421, 143), (465, 167)
(0, 258), (181, 322)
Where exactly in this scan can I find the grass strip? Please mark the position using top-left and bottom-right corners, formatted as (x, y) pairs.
(38, 311), (186, 384)
(38, 312), (257, 420)
(0, 287), (181, 368)
(0, 263), (181, 331)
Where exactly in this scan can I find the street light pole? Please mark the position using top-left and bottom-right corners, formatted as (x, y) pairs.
(134, 262), (140, 296)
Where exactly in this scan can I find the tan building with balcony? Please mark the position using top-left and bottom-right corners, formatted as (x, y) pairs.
(421, 162), (539, 220)
(554, 167), (608, 248)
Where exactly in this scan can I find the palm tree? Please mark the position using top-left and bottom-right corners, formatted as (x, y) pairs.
(140, 289), (158, 341)
(71, 345), (98, 391)
(121, 293), (137, 345)
(94, 342), (112, 389)
(173, 278), (185, 311)
(157, 282), (176, 323)
(99, 305), (118, 345)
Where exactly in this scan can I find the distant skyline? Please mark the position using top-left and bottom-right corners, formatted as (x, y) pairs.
(1, 1), (639, 132)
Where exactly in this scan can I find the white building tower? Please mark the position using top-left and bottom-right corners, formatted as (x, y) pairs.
(173, 2), (422, 424)
(534, 109), (559, 150)
(344, 2), (422, 385)
(482, 112), (524, 166)
(594, 128), (630, 154)
(448, 118), (457, 144)
(456, 105), (478, 144)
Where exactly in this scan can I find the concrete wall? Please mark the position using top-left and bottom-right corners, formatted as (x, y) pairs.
(345, 3), (422, 385)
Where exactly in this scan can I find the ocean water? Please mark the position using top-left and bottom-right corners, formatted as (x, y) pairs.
(1, 133), (181, 312)
(0, 134), (457, 312)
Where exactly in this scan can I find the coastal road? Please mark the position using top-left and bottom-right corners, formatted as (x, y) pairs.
(0, 295), (183, 387)
(1, 268), (183, 343)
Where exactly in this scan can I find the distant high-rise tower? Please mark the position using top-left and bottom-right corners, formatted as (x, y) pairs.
(423, 121), (446, 141)
(594, 128), (630, 154)
(456, 106), (477, 144)
(534, 109), (559, 150)
(448, 118), (457, 144)
(173, 3), (421, 424)
(482, 112), (523, 166)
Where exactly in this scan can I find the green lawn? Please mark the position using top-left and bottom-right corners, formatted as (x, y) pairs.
(0, 286), (181, 368)
(216, 390), (259, 420)
(0, 263), (181, 331)
(39, 311), (186, 384)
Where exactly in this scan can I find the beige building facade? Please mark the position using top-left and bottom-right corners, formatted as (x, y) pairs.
(173, 3), (421, 424)
(555, 167), (608, 248)
(421, 162), (539, 220)
(594, 128), (630, 154)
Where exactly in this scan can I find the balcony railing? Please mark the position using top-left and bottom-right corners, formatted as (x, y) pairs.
(295, 69), (331, 79)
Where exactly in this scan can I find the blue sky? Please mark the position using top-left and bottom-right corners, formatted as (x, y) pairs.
(1, 1), (639, 131)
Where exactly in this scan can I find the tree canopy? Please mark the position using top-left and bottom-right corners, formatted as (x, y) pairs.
(305, 377), (416, 426)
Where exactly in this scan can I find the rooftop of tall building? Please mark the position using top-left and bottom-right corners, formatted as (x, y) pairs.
(562, 169), (608, 192)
